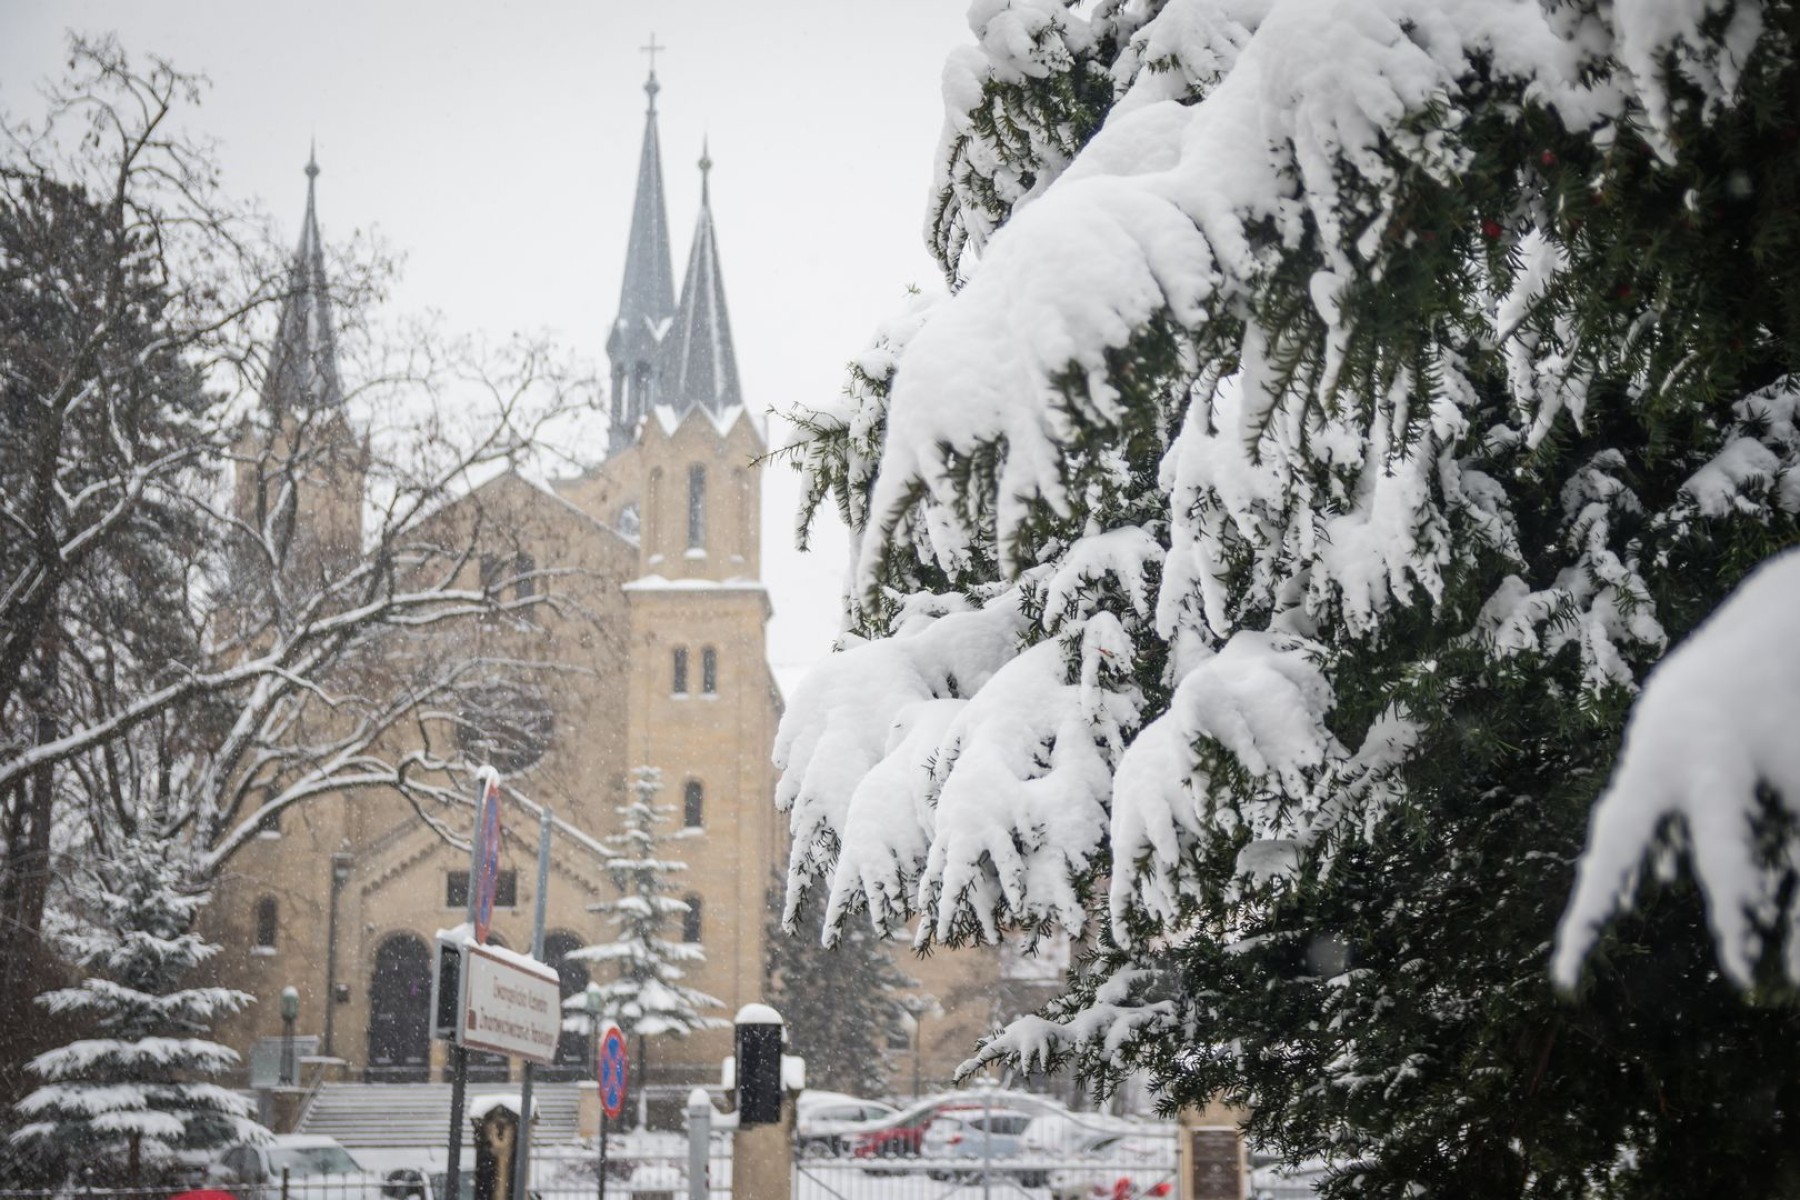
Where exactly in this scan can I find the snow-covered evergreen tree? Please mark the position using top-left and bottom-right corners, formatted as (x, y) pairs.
(778, 0), (1800, 1192)
(569, 768), (724, 1070)
(768, 877), (915, 1099)
(10, 837), (262, 1185)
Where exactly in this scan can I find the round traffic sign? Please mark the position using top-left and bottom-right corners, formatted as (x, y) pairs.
(598, 1023), (628, 1119)
(474, 779), (502, 944)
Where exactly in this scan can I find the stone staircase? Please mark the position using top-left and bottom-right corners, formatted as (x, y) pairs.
(296, 1081), (585, 1149)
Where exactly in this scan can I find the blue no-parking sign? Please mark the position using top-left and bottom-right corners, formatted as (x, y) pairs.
(473, 777), (502, 944)
(599, 1022), (628, 1119)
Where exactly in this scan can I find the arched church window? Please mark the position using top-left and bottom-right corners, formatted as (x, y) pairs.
(514, 552), (536, 599)
(687, 464), (707, 551)
(684, 780), (704, 829)
(672, 647), (689, 695)
(682, 894), (703, 944)
(701, 647), (718, 694)
(255, 897), (278, 950)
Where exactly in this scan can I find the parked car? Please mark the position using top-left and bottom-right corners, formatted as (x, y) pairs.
(796, 1092), (899, 1157)
(211, 1134), (380, 1199)
(849, 1090), (1064, 1161)
(919, 1108), (1034, 1179)
(1047, 1134), (1179, 1200)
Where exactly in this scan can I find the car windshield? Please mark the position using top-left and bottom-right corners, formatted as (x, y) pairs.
(270, 1146), (363, 1174)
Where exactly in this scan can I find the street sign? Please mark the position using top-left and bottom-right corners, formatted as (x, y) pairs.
(598, 1023), (628, 1119)
(473, 777), (502, 944)
(460, 941), (560, 1065)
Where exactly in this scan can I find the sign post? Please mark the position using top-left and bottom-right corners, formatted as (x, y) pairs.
(512, 806), (554, 1200)
(445, 773), (497, 1200)
(473, 777), (503, 945)
(597, 1021), (627, 1200)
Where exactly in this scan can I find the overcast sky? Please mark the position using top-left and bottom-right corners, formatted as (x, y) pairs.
(0, 1), (973, 688)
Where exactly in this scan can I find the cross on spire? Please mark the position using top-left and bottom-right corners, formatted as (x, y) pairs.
(642, 34), (665, 110)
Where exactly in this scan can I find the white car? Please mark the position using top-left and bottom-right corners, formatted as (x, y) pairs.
(919, 1107), (1035, 1178)
(796, 1091), (899, 1156)
(212, 1134), (380, 1199)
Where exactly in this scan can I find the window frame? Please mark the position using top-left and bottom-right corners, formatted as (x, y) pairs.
(683, 779), (704, 829)
(672, 646), (690, 695)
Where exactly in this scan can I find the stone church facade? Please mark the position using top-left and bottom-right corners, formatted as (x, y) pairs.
(202, 71), (1015, 1102)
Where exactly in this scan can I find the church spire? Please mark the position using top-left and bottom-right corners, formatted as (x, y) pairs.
(658, 143), (742, 418)
(262, 147), (344, 413)
(607, 42), (677, 450)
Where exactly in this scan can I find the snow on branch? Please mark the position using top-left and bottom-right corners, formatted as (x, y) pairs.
(1554, 548), (1800, 990)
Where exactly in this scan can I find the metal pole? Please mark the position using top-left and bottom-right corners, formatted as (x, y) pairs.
(598, 1107), (610, 1200)
(686, 1089), (710, 1200)
(512, 807), (553, 1200)
(981, 1090), (993, 1200)
(446, 774), (489, 1200)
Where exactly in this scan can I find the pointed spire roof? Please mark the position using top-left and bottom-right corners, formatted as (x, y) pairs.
(658, 143), (743, 417)
(262, 148), (343, 413)
(606, 66), (677, 371)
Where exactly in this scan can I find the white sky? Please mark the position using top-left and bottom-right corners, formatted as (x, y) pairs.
(0, 1), (973, 687)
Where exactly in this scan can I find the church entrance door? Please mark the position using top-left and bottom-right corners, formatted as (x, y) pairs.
(366, 933), (431, 1082)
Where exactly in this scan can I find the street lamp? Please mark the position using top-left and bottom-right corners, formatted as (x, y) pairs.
(902, 994), (941, 1099)
(279, 986), (300, 1086)
(585, 982), (604, 1065)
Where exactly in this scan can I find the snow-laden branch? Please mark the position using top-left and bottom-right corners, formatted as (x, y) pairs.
(1554, 547), (1800, 990)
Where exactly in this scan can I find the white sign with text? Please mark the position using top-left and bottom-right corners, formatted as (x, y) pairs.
(461, 941), (560, 1065)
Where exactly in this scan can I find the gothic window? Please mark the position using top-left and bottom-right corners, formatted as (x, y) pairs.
(255, 897), (278, 949)
(687, 464), (706, 551)
(447, 870), (517, 910)
(673, 647), (689, 695)
(514, 552), (536, 599)
(701, 647), (718, 694)
(684, 780), (704, 829)
(682, 895), (703, 944)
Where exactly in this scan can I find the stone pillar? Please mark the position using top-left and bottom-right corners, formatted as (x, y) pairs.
(1176, 1102), (1249, 1200)
(731, 1005), (792, 1200)
(578, 1079), (601, 1141)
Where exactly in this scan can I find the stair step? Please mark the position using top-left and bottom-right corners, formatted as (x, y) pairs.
(296, 1082), (585, 1149)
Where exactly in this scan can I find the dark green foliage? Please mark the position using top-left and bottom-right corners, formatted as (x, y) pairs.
(769, 879), (917, 1099)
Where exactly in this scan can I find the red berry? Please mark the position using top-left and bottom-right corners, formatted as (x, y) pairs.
(1540, 150), (1557, 167)
(1481, 218), (1503, 239)
(1615, 283), (1634, 301)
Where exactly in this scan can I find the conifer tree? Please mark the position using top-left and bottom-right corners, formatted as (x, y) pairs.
(10, 837), (262, 1186)
(570, 768), (725, 1095)
(767, 878), (915, 1099)
(777, 1), (1800, 1193)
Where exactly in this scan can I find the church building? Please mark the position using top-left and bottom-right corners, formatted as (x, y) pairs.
(203, 67), (782, 1098)
(201, 66), (1020, 1113)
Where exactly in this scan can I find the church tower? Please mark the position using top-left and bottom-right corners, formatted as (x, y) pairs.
(234, 151), (366, 582)
(606, 66), (678, 452)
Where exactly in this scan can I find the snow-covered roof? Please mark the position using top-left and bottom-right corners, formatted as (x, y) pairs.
(622, 575), (765, 593)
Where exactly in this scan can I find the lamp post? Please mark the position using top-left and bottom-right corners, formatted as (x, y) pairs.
(322, 850), (353, 1059)
(279, 986), (300, 1086)
(902, 994), (941, 1099)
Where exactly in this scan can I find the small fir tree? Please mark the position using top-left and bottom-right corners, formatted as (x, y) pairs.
(10, 838), (262, 1185)
(767, 878), (915, 1098)
(569, 768), (725, 1094)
